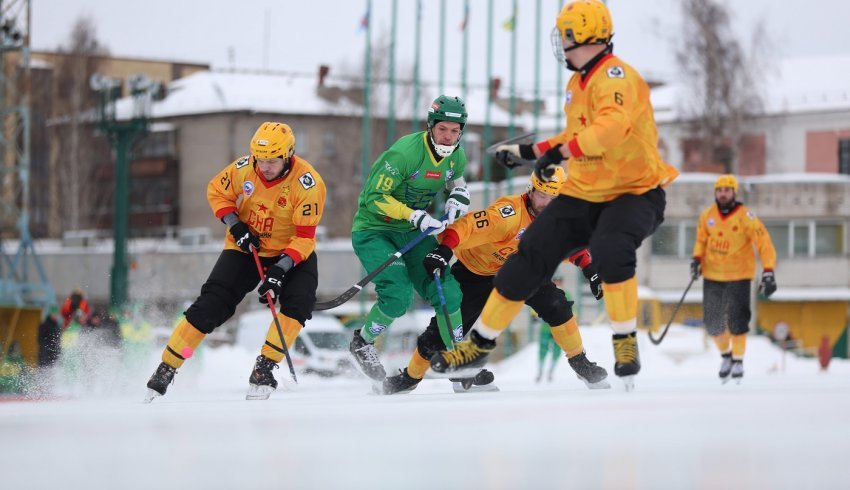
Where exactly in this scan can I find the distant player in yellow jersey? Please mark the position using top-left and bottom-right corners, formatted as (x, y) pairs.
(384, 169), (610, 394)
(691, 174), (777, 383)
(431, 0), (678, 390)
(145, 122), (327, 402)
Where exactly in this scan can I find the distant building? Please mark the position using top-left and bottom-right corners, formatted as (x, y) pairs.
(651, 55), (850, 176)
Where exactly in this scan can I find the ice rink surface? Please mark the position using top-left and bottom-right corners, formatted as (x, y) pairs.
(2, 324), (848, 490)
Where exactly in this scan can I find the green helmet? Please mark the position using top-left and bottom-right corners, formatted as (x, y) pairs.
(427, 95), (467, 129)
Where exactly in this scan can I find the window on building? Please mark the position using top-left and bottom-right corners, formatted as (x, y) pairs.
(322, 131), (336, 157)
(793, 223), (809, 257)
(765, 223), (790, 258)
(839, 139), (850, 175)
(651, 223), (681, 257)
(815, 223), (844, 256)
(652, 220), (846, 258)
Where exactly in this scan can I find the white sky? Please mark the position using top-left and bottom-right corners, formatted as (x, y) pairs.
(30, 0), (850, 93)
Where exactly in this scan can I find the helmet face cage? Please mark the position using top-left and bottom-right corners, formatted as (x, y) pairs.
(550, 27), (570, 67)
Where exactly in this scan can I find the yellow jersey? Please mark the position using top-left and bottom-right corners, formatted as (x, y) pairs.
(440, 194), (590, 276)
(207, 155), (326, 263)
(693, 203), (776, 282)
(536, 53), (678, 202)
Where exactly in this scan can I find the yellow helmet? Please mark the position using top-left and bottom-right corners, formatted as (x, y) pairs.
(554, 0), (613, 50)
(529, 166), (567, 196)
(715, 174), (739, 192)
(250, 122), (295, 160)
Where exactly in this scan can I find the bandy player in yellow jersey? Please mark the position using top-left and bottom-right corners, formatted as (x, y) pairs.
(145, 122), (326, 402)
(383, 168), (609, 394)
(431, 0), (678, 390)
(691, 175), (777, 383)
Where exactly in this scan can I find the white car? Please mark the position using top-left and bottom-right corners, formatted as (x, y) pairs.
(235, 310), (352, 377)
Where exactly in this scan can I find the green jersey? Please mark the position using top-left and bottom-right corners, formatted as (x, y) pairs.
(352, 131), (467, 232)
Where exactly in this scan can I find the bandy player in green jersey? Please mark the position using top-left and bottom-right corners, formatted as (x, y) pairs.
(348, 95), (471, 384)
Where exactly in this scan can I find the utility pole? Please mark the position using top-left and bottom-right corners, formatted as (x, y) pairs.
(90, 73), (155, 310)
(0, 0), (55, 310)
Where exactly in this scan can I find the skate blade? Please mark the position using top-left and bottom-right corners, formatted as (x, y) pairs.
(246, 384), (275, 400)
(142, 388), (161, 404)
(452, 382), (500, 394)
(720, 376), (732, 385)
(578, 375), (611, 390)
(348, 352), (387, 384)
(619, 375), (636, 392)
(427, 368), (482, 379)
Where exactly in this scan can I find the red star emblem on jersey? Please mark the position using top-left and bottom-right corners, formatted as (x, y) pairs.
(579, 114), (587, 127)
(257, 203), (268, 214)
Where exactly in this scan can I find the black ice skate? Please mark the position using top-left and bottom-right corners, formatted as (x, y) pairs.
(718, 352), (733, 383)
(450, 368), (499, 393)
(430, 330), (496, 375)
(349, 329), (387, 383)
(246, 355), (279, 400)
(568, 352), (611, 390)
(382, 368), (422, 395)
(144, 362), (176, 403)
(612, 332), (641, 391)
(729, 359), (744, 384)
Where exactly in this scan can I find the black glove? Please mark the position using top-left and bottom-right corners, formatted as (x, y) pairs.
(534, 146), (565, 182)
(229, 221), (260, 253)
(759, 271), (777, 298)
(423, 244), (453, 278)
(582, 264), (604, 301)
(495, 144), (536, 169)
(690, 258), (702, 280)
(258, 255), (295, 305)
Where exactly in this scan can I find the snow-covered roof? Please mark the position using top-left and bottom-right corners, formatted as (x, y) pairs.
(652, 54), (850, 123)
(114, 69), (562, 129)
(672, 172), (850, 185)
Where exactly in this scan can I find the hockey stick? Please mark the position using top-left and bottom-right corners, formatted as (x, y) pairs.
(648, 276), (697, 346)
(485, 132), (537, 169)
(433, 271), (455, 351)
(251, 246), (297, 384)
(485, 132), (536, 156)
(313, 215), (448, 311)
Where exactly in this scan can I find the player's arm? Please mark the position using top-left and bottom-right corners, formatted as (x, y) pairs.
(362, 152), (413, 221)
(690, 212), (710, 278)
(748, 215), (777, 272)
(284, 174), (327, 264)
(440, 201), (514, 251)
(207, 162), (242, 220)
(565, 248), (603, 300)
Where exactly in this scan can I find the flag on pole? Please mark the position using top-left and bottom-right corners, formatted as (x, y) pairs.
(359, 7), (370, 32)
(458, 2), (469, 32)
(501, 8), (516, 31)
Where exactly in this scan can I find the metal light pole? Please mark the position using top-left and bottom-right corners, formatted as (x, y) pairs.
(91, 73), (154, 310)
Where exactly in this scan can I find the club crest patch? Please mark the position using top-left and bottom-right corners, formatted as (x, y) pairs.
(565, 90), (572, 105)
(606, 66), (625, 78)
(498, 205), (516, 218)
(368, 323), (387, 335)
(235, 156), (250, 168)
(452, 326), (464, 342)
(299, 172), (316, 190)
(707, 218), (715, 227)
(243, 181), (254, 196)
